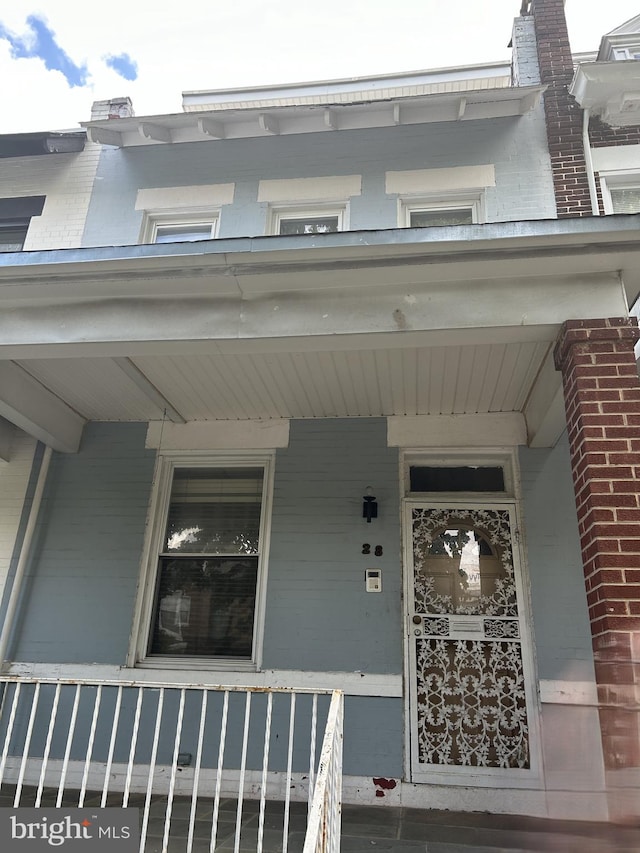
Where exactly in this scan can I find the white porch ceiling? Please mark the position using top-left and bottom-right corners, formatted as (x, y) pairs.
(19, 341), (549, 423)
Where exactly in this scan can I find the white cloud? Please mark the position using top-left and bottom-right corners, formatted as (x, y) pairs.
(1, 0), (639, 133)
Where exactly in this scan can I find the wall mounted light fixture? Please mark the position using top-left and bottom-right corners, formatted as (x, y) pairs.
(363, 486), (378, 523)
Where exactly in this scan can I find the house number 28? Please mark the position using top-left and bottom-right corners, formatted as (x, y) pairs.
(362, 544), (383, 556)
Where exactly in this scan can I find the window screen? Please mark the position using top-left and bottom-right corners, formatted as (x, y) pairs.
(610, 187), (640, 214)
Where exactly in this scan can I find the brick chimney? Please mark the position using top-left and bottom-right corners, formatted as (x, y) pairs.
(90, 97), (135, 121)
(525, 0), (592, 216)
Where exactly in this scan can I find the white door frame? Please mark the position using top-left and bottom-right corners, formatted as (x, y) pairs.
(401, 491), (543, 788)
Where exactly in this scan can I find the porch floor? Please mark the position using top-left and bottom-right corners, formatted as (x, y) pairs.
(0, 787), (638, 852)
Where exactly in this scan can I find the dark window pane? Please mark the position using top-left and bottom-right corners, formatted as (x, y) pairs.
(150, 556), (257, 657)
(410, 466), (505, 492)
(279, 217), (339, 235)
(410, 209), (473, 227)
(164, 467), (263, 555)
(0, 224), (28, 252)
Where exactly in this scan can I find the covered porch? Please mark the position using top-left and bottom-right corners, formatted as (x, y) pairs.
(1, 217), (640, 825)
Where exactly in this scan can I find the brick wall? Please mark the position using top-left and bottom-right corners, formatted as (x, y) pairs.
(0, 140), (101, 251)
(554, 318), (640, 769)
(589, 115), (640, 149)
(530, 0), (592, 216)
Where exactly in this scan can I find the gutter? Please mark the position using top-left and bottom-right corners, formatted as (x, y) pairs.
(583, 108), (600, 216)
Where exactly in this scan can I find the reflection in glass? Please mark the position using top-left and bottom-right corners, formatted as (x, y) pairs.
(423, 527), (502, 613)
(150, 467), (264, 658)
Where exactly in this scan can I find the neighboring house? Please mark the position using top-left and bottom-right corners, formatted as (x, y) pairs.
(0, 0), (639, 825)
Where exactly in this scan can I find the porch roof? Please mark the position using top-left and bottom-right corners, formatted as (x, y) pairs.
(1, 215), (639, 455)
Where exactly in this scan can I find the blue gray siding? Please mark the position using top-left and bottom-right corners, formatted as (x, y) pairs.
(12, 423), (156, 663)
(265, 418), (401, 673)
(519, 435), (595, 682)
(82, 115), (556, 248)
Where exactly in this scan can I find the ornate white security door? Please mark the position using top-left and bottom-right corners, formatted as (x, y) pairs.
(406, 503), (534, 781)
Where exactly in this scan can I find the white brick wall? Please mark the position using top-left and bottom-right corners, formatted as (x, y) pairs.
(0, 140), (101, 250)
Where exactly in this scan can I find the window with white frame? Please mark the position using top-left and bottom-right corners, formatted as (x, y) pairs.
(600, 173), (640, 215)
(134, 454), (273, 668)
(612, 47), (640, 61)
(400, 194), (483, 229)
(271, 205), (346, 236)
(140, 210), (218, 244)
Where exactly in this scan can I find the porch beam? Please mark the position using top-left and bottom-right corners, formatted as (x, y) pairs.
(0, 273), (626, 359)
(0, 362), (85, 453)
(0, 416), (14, 462)
(113, 357), (186, 423)
(524, 347), (567, 447)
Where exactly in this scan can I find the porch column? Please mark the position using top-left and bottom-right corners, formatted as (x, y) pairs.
(554, 317), (640, 769)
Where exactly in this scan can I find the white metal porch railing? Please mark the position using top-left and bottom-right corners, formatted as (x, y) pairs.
(0, 675), (343, 853)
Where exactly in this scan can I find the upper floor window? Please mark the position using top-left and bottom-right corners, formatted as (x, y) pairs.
(400, 195), (483, 229)
(612, 47), (640, 61)
(153, 222), (216, 243)
(270, 205), (347, 236)
(600, 173), (640, 215)
(140, 210), (218, 244)
(0, 196), (45, 252)
(0, 220), (29, 252)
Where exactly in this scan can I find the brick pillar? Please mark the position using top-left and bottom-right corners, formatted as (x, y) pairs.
(554, 318), (640, 769)
(528, 0), (592, 216)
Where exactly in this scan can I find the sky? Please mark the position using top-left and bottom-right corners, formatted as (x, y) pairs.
(0, 1), (639, 134)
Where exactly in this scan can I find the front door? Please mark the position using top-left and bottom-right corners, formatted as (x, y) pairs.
(405, 502), (534, 781)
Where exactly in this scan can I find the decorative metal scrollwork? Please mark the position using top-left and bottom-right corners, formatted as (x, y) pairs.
(484, 619), (520, 639)
(412, 508), (518, 617)
(416, 638), (529, 769)
(423, 617), (450, 636)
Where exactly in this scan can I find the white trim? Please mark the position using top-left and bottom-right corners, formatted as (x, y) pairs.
(591, 145), (640, 173)
(146, 420), (290, 450)
(400, 455), (543, 787)
(0, 758), (609, 820)
(257, 175), (361, 203)
(539, 679), (599, 706)
(385, 165), (495, 195)
(387, 414), (527, 449)
(135, 184), (235, 210)
(400, 446), (519, 499)
(128, 451), (275, 671)
(5, 662), (402, 697)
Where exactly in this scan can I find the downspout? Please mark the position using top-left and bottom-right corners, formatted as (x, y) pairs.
(583, 108), (600, 215)
(0, 445), (52, 667)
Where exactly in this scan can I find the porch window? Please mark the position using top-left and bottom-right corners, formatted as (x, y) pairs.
(137, 454), (273, 669)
